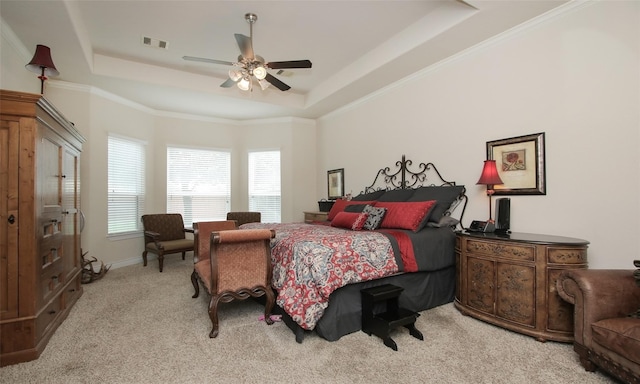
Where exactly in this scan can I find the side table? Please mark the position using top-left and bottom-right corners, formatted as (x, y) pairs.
(455, 231), (588, 342)
(303, 211), (328, 223)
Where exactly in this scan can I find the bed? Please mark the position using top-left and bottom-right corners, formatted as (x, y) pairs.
(243, 155), (467, 342)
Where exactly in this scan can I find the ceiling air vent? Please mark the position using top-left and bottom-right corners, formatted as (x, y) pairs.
(141, 36), (169, 50)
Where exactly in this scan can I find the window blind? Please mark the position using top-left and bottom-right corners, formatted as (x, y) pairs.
(108, 135), (145, 235)
(167, 147), (230, 227)
(248, 151), (281, 223)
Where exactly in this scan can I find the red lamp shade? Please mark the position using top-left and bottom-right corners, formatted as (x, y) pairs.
(26, 45), (59, 77)
(476, 160), (503, 186)
(25, 45), (59, 94)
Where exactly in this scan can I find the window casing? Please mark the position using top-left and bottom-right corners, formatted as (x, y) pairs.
(248, 151), (281, 223)
(108, 135), (145, 235)
(167, 147), (230, 227)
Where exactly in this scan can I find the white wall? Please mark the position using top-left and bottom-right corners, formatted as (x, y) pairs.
(317, 1), (639, 269)
(1, 1), (637, 270)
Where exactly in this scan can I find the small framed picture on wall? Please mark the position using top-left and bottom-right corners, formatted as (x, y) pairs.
(327, 168), (344, 200)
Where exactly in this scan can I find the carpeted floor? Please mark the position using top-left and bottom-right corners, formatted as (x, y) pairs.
(0, 256), (616, 383)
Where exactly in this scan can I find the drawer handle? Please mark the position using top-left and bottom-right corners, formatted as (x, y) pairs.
(69, 288), (75, 293)
(8, 214), (15, 224)
(49, 310), (56, 315)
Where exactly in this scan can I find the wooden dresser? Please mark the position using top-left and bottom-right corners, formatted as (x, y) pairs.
(454, 231), (588, 342)
(0, 90), (85, 366)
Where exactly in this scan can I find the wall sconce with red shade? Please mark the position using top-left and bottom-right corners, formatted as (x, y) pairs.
(25, 45), (59, 94)
(476, 160), (504, 222)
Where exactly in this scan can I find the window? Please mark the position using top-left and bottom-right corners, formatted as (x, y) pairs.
(249, 151), (281, 223)
(167, 147), (230, 227)
(108, 135), (145, 235)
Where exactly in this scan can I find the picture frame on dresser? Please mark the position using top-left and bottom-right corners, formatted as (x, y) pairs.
(327, 168), (344, 200)
(487, 132), (546, 195)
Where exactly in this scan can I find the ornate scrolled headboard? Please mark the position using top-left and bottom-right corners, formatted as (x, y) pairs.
(359, 155), (467, 227)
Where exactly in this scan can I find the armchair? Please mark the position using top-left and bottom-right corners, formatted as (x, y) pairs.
(557, 269), (640, 383)
(141, 213), (194, 272)
(191, 226), (276, 338)
(226, 211), (261, 227)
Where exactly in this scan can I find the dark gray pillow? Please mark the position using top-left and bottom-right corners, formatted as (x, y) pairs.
(352, 190), (385, 201)
(344, 204), (368, 213)
(377, 188), (414, 202)
(362, 205), (386, 230)
(427, 215), (460, 228)
(408, 186), (465, 222)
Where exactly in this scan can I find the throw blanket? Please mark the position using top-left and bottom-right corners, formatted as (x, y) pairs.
(242, 223), (417, 330)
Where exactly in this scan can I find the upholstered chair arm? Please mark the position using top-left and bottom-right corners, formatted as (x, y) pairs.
(211, 229), (275, 244)
(144, 230), (160, 239)
(144, 230), (164, 249)
(556, 269), (638, 348)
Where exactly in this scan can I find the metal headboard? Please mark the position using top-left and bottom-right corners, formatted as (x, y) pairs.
(360, 155), (467, 227)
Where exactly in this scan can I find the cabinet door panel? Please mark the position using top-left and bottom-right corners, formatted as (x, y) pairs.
(496, 262), (535, 326)
(61, 146), (80, 281)
(39, 135), (62, 210)
(466, 256), (495, 314)
(547, 269), (574, 332)
(0, 120), (19, 319)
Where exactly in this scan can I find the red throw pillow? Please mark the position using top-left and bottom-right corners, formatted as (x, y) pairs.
(331, 211), (369, 231)
(375, 200), (437, 232)
(327, 199), (375, 221)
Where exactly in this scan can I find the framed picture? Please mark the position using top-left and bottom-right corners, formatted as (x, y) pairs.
(487, 132), (546, 195)
(327, 168), (345, 200)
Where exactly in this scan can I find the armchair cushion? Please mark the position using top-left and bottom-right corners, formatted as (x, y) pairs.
(145, 239), (194, 252)
(592, 317), (640, 366)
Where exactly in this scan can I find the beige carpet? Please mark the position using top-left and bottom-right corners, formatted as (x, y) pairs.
(0, 256), (615, 384)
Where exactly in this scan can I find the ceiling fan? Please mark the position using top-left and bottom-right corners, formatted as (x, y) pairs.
(183, 13), (312, 92)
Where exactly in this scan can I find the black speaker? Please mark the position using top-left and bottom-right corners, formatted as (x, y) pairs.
(495, 198), (510, 233)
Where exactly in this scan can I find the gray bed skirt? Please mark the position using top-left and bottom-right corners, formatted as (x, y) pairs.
(276, 266), (456, 342)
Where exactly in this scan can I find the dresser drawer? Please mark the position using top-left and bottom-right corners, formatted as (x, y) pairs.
(465, 239), (535, 262)
(547, 247), (588, 264)
(36, 294), (63, 341)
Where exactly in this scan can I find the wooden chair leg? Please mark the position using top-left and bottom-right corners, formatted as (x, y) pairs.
(208, 296), (221, 338)
(158, 253), (164, 272)
(181, 251), (186, 260)
(191, 270), (200, 298)
(263, 289), (275, 325)
(142, 250), (148, 266)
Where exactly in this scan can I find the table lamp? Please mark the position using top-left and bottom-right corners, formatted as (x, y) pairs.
(476, 160), (504, 222)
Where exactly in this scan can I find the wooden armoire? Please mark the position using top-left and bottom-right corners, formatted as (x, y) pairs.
(0, 90), (85, 366)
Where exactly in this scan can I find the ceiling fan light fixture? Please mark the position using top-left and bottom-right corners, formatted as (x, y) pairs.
(237, 77), (251, 91)
(184, 12), (311, 93)
(258, 78), (270, 90)
(229, 69), (243, 82)
(253, 65), (267, 80)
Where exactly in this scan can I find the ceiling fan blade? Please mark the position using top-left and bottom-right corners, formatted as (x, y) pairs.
(266, 60), (312, 69)
(183, 56), (234, 66)
(234, 33), (254, 59)
(220, 78), (238, 88)
(264, 73), (291, 91)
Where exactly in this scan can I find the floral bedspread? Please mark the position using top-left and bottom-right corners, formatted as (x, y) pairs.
(242, 222), (402, 330)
